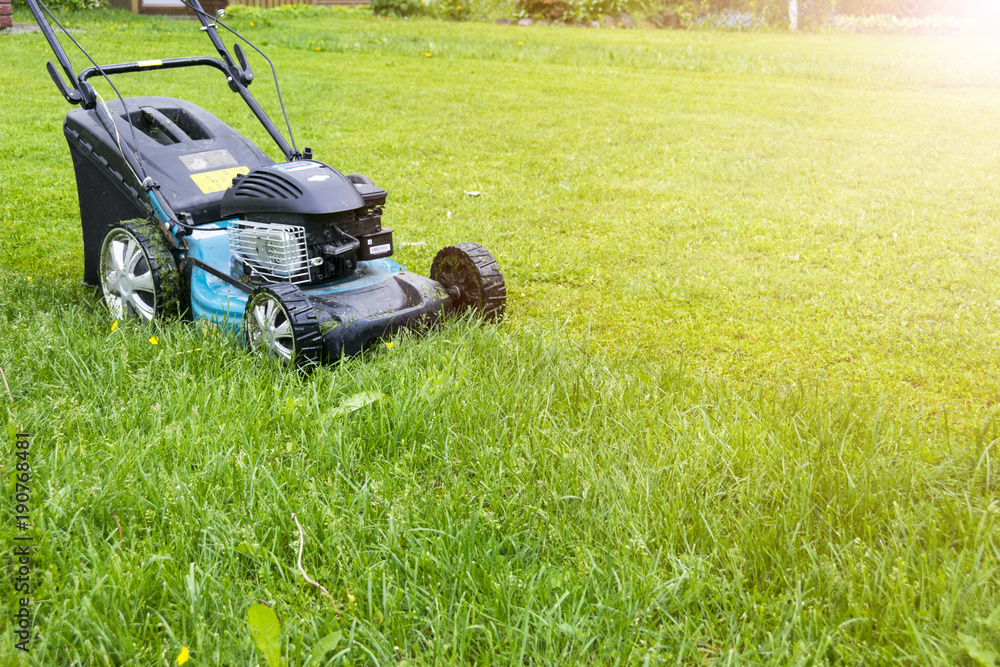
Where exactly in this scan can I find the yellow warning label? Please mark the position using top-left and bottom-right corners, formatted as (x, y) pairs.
(137, 60), (163, 68)
(190, 166), (249, 194)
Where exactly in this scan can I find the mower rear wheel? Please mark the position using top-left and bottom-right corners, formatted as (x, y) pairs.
(430, 242), (506, 321)
(98, 220), (179, 322)
(244, 283), (323, 366)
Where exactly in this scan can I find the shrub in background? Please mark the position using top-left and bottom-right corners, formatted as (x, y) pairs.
(426, 0), (474, 21)
(370, 0), (426, 17)
(688, 8), (770, 29)
(579, 0), (983, 28)
(510, 0), (840, 27)
(666, 0), (834, 28)
(515, 0), (633, 22)
(371, 0), (513, 19)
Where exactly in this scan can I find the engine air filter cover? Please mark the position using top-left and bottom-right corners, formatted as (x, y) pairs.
(228, 220), (312, 284)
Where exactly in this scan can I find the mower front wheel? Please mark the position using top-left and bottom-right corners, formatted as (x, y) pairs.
(244, 283), (323, 367)
(98, 220), (180, 322)
(431, 243), (506, 321)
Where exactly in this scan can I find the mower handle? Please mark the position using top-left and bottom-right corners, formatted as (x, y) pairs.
(26, 0), (95, 107)
(78, 55), (234, 81)
(233, 43), (254, 85)
(188, 0), (252, 87)
(77, 56), (294, 159)
(46, 60), (82, 105)
(27, 0), (298, 186)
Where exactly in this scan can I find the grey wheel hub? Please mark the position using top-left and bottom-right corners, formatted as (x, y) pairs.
(100, 229), (157, 321)
(248, 295), (294, 361)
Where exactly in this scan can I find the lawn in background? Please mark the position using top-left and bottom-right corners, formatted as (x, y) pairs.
(1, 9), (999, 664)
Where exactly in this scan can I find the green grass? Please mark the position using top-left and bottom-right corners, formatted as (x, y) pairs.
(1, 8), (1000, 665)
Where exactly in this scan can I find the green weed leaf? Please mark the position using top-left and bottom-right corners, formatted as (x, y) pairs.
(235, 542), (263, 559)
(247, 603), (281, 667)
(976, 608), (1000, 632)
(329, 391), (385, 418)
(306, 630), (344, 665)
(959, 633), (998, 667)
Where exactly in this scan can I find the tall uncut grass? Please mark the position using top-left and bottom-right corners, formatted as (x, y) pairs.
(2, 272), (998, 664)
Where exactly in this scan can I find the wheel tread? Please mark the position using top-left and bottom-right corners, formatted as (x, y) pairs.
(99, 218), (180, 321)
(246, 283), (323, 367)
(430, 242), (507, 321)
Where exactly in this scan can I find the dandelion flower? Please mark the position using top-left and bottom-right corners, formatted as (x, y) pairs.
(149, 336), (159, 345)
(111, 319), (118, 332)
(385, 341), (394, 349)
(177, 647), (189, 665)
(425, 52), (432, 57)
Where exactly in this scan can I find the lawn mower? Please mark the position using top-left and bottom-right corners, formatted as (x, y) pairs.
(26, 0), (505, 365)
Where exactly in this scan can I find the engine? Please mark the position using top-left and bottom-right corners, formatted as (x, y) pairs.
(221, 161), (393, 285)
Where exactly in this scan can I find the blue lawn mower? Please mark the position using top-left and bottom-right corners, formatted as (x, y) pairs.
(26, 0), (505, 365)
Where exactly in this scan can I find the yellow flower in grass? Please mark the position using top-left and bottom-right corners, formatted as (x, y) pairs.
(177, 646), (189, 665)
(111, 319), (118, 332)
(149, 336), (159, 345)
(385, 341), (394, 349)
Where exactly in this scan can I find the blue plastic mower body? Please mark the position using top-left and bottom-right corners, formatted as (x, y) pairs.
(184, 223), (454, 359)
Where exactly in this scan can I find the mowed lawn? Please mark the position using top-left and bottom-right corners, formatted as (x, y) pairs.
(1, 8), (1000, 665)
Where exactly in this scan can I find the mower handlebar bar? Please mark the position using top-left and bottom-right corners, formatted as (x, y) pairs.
(27, 0), (296, 162)
(78, 56), (230, 82)
(75, 55), (293, 159)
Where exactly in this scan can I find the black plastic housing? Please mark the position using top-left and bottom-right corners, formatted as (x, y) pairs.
(221, 162), (388, 242)
(313, 271), (452, 359)
(358, 228), (394, 261)
(64, 96), (274, 284)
